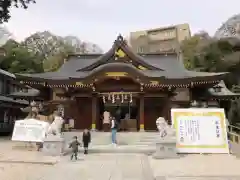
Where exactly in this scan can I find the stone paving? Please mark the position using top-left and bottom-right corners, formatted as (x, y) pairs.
(0, 152), (240, 180)
(149, 154), (240, 180)
(156, 176), (240, 180)
(1, 138), (240, 180)
(0, 154), (153, 180)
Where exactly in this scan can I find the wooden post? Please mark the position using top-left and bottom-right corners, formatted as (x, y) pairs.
(166, 98), (172, 125)
(91, 94), (97, 130)
(139, 95), (144, 131)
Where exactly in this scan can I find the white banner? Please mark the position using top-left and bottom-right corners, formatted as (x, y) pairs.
(171, 108), (229, 154)
(12, 119), (50, 142)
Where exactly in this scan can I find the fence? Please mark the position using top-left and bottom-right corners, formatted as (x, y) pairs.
(228, 125), (240, 143)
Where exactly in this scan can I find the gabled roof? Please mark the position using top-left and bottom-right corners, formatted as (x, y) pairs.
(207, 80), (240, 99)
(76, 35), (161, 71)
(16, 35), (229, 86)
(0, 69), (15, 79)
(0, 95), (29, 105)
(8, 88), (40, 98)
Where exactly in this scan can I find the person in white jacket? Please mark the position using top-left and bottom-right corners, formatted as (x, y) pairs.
(111, 117), (117, 146)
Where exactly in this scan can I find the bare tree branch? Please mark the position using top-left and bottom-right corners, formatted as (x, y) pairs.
(0, 0), (36, 23)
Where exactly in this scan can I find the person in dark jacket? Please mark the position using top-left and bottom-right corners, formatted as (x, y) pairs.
(82, 129), (91, 154)
(69, 136), (81, 160)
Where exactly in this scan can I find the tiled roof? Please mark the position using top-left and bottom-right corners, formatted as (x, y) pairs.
(16, 54), (226, 80)
(8, 88), (40, 97)
(0, 69), (15, 78)
(0, 95), (28, 105)
(207, 80), (240, 98)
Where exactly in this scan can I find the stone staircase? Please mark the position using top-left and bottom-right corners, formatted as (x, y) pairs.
(63, 131), (160, 146)
(62, 131), (170, 154)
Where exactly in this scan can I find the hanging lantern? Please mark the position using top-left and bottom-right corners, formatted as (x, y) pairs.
(130, 93), (133, 103)
(121, 94), (124, 103)
(103, 96), (106, 103)
(124, 94), (128, 100)
(112, 94), (115, 103)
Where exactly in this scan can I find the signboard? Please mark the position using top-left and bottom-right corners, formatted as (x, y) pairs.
(171, 108), (229, 154)
(12, 119), (49, 142)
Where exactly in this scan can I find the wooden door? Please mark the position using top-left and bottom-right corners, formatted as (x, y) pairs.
(74, 98), (92, 130)
(144, 97), (164, 131)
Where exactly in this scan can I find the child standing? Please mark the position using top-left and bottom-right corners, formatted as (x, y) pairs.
(82, 129), (91, 154)
(69, 136), (81, 160)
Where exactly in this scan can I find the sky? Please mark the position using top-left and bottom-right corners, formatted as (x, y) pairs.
(3, 0), (240, 51)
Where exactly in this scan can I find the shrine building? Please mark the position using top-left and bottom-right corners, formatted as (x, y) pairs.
(15, 35), (239, 131)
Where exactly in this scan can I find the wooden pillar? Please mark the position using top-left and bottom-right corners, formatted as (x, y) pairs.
(91, 94), (97, 130)
(166, 98), (172, 125)
(139, 95), (144, 131)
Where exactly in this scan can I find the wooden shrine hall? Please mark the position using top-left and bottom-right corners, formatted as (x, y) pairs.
(15, 35), (238, 131)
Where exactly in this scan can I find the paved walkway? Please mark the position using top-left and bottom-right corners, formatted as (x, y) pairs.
(149, 154), (240, 180)
(0, 154), (153, 180)
(231, 142), (240, 156)
(1, 139), (240, 180)
(1, 153), (240, 180)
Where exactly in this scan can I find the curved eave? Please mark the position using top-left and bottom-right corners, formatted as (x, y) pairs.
(146, 71), (227, 84)
(17, 70), (228, 87)
(205, 79), (240, 100)
(16, 74), (50, 82)
(70, 63), (152, 83)
(8, 89), (40, 99)
(16, 73), (71, 82)
(0, 95), (29, 105)
(0, 69), (15, 79)
(188, 72), (227, 81)
(212, 95), (240, 100)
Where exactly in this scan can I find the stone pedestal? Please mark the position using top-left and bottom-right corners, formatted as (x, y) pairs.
(152, 139), (178, 159)
(42, 135), (65, 156)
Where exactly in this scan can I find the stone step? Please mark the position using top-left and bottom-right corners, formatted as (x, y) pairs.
(62, 132), (173, 146)
(134, 142), (156, 145)
(63, 145), (156, 155)
(65, 138), (158, 145)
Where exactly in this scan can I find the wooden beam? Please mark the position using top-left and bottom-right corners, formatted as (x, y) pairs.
(73, 93), (92, 97)
(144, 93), (168, 97)
(91, 94), (97, 130)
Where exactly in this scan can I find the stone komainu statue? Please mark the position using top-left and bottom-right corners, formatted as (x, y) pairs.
(156, 117), (176, 139)
(156, 117), (169, 138)
(47, 111), (64, 137)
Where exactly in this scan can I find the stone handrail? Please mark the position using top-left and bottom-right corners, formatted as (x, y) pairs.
(228, 125), (240, 144)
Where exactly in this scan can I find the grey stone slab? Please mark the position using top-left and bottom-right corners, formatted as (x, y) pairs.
(42, 136), (65, 156)
(141, 155), (155, 180)
(152, 140), (178, 159)
(38, 154), (152, 180)
(0, 153), (155, 180)
(155, 176), (240, 180)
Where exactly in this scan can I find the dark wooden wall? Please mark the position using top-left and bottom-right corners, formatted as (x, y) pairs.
(65, 98), (92, 130)
(95, 78), (140, 92)
(144, 97), (166, 131)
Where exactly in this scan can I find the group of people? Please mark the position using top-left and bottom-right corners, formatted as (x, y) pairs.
(69, 129), (91, 160)
(69, 112), (120, 160)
